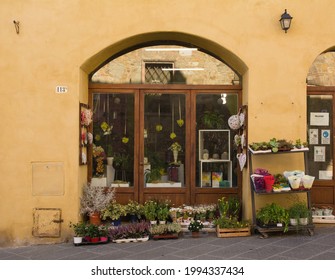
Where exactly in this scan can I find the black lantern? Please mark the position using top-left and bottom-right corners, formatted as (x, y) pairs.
(279, 9), (293, 33)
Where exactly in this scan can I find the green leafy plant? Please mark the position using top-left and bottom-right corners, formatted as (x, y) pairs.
(69, 221), (87, 237)
(269, 138), (279, 153)
(85, 223), (100, 238)
(157, 202), (170, 221)
(200, 110), (224, 129)
(217, 196), (241, 218)
(144, 200), (158, 221)
(101, 201), (126, 220)
(256, 203), (289, 232)
(214, 216), (249, 229)
(125, 200), (144, 219)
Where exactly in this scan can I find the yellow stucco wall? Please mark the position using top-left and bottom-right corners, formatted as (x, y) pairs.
(1, 0), (335, 247)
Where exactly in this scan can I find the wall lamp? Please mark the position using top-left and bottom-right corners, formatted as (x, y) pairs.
(279, 9), (293, 33)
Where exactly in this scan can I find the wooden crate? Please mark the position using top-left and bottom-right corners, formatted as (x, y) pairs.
(216, 226), (251, 238)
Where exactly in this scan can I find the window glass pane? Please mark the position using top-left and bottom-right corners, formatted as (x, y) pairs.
(92, 93), (134, 187)
(307, 95), (333, 180)
(196, 93), (239, 187)
(144, 93), (185, 187)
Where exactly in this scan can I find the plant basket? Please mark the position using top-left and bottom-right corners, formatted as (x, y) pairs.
(216, 225), (251, 238)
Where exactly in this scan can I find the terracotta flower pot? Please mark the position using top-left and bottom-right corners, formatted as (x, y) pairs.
(89, 212), (101, 225)
(191, 231), (200, 238)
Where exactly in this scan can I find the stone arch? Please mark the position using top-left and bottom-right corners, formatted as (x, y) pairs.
(307, 46), (335, 86)
(81, 31), (248, 78)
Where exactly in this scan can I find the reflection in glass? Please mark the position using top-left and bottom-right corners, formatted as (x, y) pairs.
(196, 93), (239, 187)
(307, 95), (333, 180)
(92, 93), (134, 187)
(144, 93), (185, 187)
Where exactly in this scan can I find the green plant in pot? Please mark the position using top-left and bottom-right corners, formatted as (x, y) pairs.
(125, 200), (144, 221)
(144, 200), (158, 223)
(188, 220), (204, 235)
(214, 216), (249, 229)
(157, 202), (170, 223)
(256, 203), (289, 232)
(199, 110), (224, 129)
(288, 202), (310, 226)
(69, 221), (87, 243)
(85, 223), (100, 242)
(101, 201), (126, 226)
(288, 204), (300, 226)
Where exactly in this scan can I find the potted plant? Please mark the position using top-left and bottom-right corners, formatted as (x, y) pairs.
(188, 220), (204, 237)
(108, 221), (150, 243)
(288, 203), (301, 226)
(214, 216), (250, 237)
(80, 183), (115, 225)
(256, 203), (290, 232)
(125, 200), (144, 222)
(98, 224), (109, 242)
(144, 200), (158, 224)
(101, 201), (126, 226)
(168, 142), (183, 163)
(69, 221), (86, 244)
(150, 223), (182, 239)
(157, 202), (170, 224)
(217, 196), (241, 218)
(199, 110), (224, 129)
(296, 203), (311, 225)
(85, 223), (100, 243)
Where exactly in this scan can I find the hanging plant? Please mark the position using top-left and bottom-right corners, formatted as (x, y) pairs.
(170, 132), (176, 139)
(170, 101), (177, 139)
(100, 121), (112, 135)
(156, 103), (163, 132)
(176, 97), (184, 127)
(122, 98), (129, 144)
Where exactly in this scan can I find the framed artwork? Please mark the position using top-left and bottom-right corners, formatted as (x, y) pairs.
(211, 172), (223, 188)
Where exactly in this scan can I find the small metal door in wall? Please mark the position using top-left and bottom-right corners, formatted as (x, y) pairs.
(32, 208), (63, 237)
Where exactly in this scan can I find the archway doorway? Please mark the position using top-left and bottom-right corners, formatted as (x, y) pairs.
(307, 51), (335, 211)
(84, 36), (247, 207)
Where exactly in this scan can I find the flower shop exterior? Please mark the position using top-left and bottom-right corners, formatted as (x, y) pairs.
(2, 0), (335, 247)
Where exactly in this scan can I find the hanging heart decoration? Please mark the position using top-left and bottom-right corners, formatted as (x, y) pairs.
(237, 153), (247, 171)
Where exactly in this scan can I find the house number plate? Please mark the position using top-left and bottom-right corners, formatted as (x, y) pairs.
(55, 86), (68, 93)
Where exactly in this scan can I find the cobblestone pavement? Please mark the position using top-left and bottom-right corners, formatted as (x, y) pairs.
(0, 225), (335, 260)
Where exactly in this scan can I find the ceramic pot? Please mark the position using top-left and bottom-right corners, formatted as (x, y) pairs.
(299, 218), (308, 225)
(73, 236), (83, 244)
(289, 218), (298, 226)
